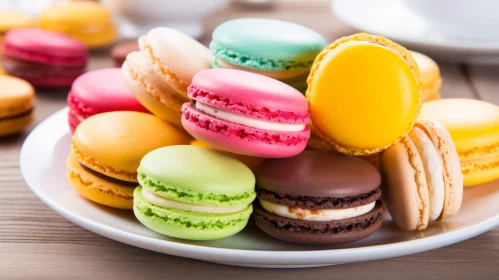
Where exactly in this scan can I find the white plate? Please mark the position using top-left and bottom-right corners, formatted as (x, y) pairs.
(21, 108), (499, 268)
(332, 0), (499, 63)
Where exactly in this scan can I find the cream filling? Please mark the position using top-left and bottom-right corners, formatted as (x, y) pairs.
(259, 199), (376, 221)
(195, 102), (305, 132)
(142, 187), (248, 214)
(215, 58), (309, 80)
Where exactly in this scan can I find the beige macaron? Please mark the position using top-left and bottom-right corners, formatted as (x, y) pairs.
(411, 51), (442, 102)
(379, 120), (463, 231)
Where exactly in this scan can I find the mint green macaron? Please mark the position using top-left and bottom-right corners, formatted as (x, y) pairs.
(133, 145), (256, 240)
(210, 18), (327, 92)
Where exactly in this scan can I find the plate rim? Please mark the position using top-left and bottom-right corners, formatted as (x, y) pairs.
(20, 107), (499, 266)
(332, 0), (499, 53)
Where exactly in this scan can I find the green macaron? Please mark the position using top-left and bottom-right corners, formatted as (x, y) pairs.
(134, 145), (256, 240)
(210, 18), (327, 92)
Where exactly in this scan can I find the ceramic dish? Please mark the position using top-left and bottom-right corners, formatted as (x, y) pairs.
(21, 108), (499, 268)
(332, 0), (499, 64)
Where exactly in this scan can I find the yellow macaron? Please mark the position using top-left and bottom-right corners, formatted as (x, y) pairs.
(190, 139), (264, 172)
(0, 76), (34, 137)
(0, 10), (32, 34)
(410, 51), (442, 102)
(306, 33), (421, 155)
(39, 1), (116, 48)
(67, 111), (191, 209)
(419, 98), (499, 186)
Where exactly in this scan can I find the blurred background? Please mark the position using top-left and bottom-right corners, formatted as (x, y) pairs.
(1, 0), (498, 63)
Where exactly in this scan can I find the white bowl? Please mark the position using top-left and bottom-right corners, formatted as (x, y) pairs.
(401, 0), (499, 40)
(101, 0), (229, 39)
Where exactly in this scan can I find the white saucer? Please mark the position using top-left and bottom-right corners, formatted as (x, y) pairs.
(20, 108), (499, 268)
(332, 0), (499, 63)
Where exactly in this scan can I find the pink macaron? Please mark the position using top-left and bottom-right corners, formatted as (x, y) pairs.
(181, 68), (310, 158)
(67, 68), (148, 133)
(1, 28), (87, 88)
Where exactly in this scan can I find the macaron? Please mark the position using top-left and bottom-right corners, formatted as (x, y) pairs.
(182, 68), (310, 158)
(1, 28), (87, 88)
(111, 41), (139, 67)
(210, 18), (327, 92)
(419, 98), (499, 186)
(411, 51), (442, 102)
(253, 151), (384, 245)
(190, 139), (264, 172)
(134, 145), (256, 240)
(306, 33), (421, 156)
(122, 27), (212, 128)
(0, 76), (34, 136)
(379, 120), (463, 231)
(39, 1), (116, 48)
(67, 68), (148, 133)
(67, 112), (190, 209)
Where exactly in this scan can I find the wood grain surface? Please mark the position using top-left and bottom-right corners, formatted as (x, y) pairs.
(1, 2), (498, 279)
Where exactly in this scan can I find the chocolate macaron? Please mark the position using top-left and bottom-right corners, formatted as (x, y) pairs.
(253, 151), (384, 245)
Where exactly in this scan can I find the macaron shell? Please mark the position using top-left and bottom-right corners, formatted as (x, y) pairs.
(409, 127), (445, 221)
(69, 68), (148, 116)
(253, 202), (383, 245)
(73, 112), (190, 181)
(307, 34), (421, 155)
(112, 41), (139, 67)
(190, 68), (308, 118)
(210, 18), (327, 71)
(416, 121), (463, 219)
(141, 28), (212, 95)
(122, 51), (184, 128)
(380, 136), (430, 231)
(2, 28), (87, 64)
(66, 154), (134, 209)
(138, 145), (255, 195)
(134, 187), (251, 240)
(256, 151), (381, 198)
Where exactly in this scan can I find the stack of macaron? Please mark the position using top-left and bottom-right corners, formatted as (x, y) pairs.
(304, 33), (463, 232)
(1, 28), (87, 88)
(64, 19), (469, 244)
(39, 1), (116, 49)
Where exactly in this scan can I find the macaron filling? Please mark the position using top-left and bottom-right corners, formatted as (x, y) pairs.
(138, 172), (256, 207)
(194, 101), (306, 132)
(0, 108), (33, 121)
(142, 187), (249, 214)
(259, 199), (376, 221)
(213, 58), (310, 80)
(78, 162), (137, 187)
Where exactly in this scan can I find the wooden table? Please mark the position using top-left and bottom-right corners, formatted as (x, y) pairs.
(2, 2), (498, 279)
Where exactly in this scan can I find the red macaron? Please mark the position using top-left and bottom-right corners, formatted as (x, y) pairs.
(1, 28), (88, 88)
(67, 68), (149, 133)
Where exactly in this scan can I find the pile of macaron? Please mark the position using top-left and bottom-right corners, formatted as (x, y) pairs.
(2, 11), (496, 244)
(0, 1), (122, 136)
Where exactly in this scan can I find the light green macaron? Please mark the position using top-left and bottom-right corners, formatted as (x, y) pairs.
(134, 145), (256, 240)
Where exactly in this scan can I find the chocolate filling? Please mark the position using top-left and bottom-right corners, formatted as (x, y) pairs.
(256, 187), (381, 209)
(253, 201), (383, 235)
(0, 108), (33, 122)
(79, 162), (137, 187)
